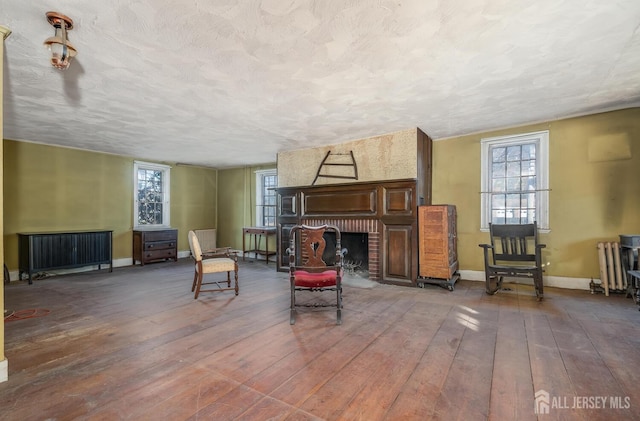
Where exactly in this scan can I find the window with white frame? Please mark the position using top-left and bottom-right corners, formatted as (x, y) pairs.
(134, 161), (171, 227)
(255, 169), (277, 227)
(481, 131), (549, 231)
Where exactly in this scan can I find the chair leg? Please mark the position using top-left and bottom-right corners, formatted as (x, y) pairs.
(535, 272), (544, 301)
(336, 286), (342, 325)
(227, 271), (231, 287)
(233, 268), (239, 296)
(194, 272), (203, 299)
(485, 274), (502, 295)
(290, 284), (296, 325)
(191, 270), (198, 292)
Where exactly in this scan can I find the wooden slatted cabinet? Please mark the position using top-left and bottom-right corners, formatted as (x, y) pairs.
(18, 230), (113, 284)
(418, 205), (459, 290)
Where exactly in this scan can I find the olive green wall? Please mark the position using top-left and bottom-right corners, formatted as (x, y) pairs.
(1, 137), (276, 271)
(170, 164), (219, 244)
(2, 140), (219, 270)
(217, 165), (277, 254)
(432, 107), (640, 286)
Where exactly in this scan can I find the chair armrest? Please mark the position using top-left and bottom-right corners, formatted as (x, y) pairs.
(479, 244), (493, 264)
(203, 247), (235, 258)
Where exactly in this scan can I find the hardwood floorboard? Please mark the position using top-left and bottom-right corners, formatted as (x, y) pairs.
(384, 307), (466, 420)
(332, 302), (449, 420)
(526, 312), (585, 421)
(575, 318), (640, 420)
(242, 289), (407, 399)
(297, 301), (423, 420)
(548, 314), (636, 421)
(190, 385), (285, 421)
(489, 302), (535, 421)
(429, 297), (499, 420)
(261, 299), (413, 407)
(2, 259), (640, 420)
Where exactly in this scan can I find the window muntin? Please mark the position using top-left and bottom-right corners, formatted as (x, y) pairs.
(256, 169), (277, 227)
(134, 161), (170, 227)
(481, 131), (548, 231)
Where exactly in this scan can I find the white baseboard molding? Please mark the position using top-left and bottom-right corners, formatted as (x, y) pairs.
(7, 250), (231, 281)
(7, 253), (191, 282)
(0, 359), (7, 383)
(459, 270), (594, 291)
(114, 257), (133, 268)
(6, 260), (592, 291)
(8, 257), (133, 282)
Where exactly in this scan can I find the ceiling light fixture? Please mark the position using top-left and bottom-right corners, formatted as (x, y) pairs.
(43, 11), (77, 70)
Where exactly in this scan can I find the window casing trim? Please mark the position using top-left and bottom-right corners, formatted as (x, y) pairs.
(255, 169), (277, 227)
(480, 131), (549, 232)
(133, 160), (171, 228)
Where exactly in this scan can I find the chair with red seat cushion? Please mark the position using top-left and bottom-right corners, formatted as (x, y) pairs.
(287, 224), (343, 325)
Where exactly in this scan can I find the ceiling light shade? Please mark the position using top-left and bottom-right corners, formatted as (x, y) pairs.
(43, 11), (77, 70)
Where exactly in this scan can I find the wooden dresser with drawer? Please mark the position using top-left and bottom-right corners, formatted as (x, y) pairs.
(133, 228), (178, 265)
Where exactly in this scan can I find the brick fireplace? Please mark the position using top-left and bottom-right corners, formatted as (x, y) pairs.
(275, 128), (433, 287)
(276, 179), (426, 286)
(301, 218), (381, 280)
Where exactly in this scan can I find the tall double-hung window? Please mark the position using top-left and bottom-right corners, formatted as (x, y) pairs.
(480, 131), (549, 231)
(134, 161), (171, 227)
(255, 169), (277, 227)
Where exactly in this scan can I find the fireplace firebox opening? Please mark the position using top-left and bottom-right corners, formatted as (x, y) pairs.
(322, 232), (369, 276)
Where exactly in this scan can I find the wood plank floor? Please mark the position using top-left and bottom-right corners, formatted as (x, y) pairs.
(1, 259), (640, 420)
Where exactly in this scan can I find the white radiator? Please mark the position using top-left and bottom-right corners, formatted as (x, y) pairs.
(597, 241), (627, 296)
(194, 229), (217, 252)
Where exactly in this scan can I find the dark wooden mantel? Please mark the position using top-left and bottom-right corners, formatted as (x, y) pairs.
(276, 179), (430, 286)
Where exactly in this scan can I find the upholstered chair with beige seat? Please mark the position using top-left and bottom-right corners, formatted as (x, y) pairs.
(194, 228), (217, 252)
(188, 230), (239, 299)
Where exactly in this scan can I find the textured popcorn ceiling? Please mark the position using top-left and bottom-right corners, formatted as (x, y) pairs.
(1, 1), (640, 168)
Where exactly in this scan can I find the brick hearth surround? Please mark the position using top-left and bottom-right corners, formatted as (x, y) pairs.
(301, 218), (381, 281)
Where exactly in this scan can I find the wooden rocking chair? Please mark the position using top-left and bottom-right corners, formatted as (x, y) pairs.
(479, 222), (546, 300)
